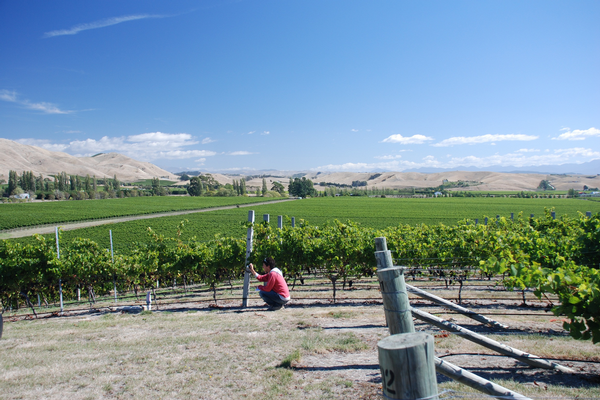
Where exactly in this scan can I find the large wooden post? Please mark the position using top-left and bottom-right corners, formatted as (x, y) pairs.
(378, 333), (438, 400)
(0, 313), (3, 339)
(242, 210), (255, 308)
(377, 267), (415, 334)
(375, 237), (414, 334)
(277, 215), (283, 229)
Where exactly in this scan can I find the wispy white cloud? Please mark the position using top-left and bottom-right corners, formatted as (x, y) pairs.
(313, 147), (600, 172)
(351, 129), (358, 132)
(515, 148), (541, 153)
(196, 158), (206, 165)
(381, 134), (434, 144)
(201, 137), (215, 144)
(18, 132), (217, 161)
(228, 151), (254, 156)
(0, 89), (73, 114)
(432, 134), (538, 147)
(552, 127), (600, 141)
(247, 131), (255, 135)
(158, 150), (216, 159)
(375, 155), (403, 160)
(16, 138), (70, 152)
(0, 90), (17, 102)
(43, 14), (167, 38)
(261, 131), (270, 135)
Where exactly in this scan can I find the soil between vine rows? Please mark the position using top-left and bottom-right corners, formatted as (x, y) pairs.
(1, 282), (599, 399)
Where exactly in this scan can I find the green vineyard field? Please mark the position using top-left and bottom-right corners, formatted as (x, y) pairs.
(8, 196), (600, 254)
(0, 196), (280, 231)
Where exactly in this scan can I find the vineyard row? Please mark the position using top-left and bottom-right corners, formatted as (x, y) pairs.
(0, 210), (599, 342)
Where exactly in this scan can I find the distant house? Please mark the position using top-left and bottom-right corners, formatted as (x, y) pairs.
(13, 193), (30, 200)
(434, 191), (443, 197)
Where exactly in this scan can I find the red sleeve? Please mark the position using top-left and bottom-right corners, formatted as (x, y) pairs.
(257, 273), (274, 292)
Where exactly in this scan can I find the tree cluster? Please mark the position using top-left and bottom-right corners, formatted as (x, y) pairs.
(288, 177), (317, 197)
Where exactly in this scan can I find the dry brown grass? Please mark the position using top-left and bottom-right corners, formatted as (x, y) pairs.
(1, 278), (599, 399)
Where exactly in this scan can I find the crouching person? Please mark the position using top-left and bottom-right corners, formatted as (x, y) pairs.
(248, 257), (290, 311)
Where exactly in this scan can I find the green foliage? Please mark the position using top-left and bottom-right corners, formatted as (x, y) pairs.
(2, 199), (600, 343)
(288, 177), (316, 198)
(538, 180), (556, 190)
(187, 176), (203, 196)
(271, 181), (285, 194)
(0, 196), (280, 230)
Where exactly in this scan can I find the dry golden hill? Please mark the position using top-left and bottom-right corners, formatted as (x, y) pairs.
(302, 171), (600, 191)
(0, 138), (178, 182)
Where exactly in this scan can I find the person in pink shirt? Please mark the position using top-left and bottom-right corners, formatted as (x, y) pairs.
(248, 257), (290, 311)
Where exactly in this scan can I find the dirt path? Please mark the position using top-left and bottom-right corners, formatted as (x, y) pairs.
(0, 198), (296, 239)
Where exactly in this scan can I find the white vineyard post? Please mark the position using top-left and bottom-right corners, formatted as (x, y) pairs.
(55, 227), (63, 313)
(242, 210), (255, 308)
(110, 230), (117, 303)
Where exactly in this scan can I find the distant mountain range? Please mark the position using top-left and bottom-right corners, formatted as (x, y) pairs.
(402, 159), (600, 175)
(2, 137), (598, 191)
(0, 138), (178, 182)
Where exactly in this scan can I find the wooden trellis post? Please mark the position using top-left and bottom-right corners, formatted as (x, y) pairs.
(374, 237), (535, 400)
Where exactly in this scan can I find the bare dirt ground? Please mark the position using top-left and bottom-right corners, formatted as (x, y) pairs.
(2, 280), (599, 399)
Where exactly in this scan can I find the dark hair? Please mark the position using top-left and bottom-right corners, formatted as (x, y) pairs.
(263, 257), (276, 269)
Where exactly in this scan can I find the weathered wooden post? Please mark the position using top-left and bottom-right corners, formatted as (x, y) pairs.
(291, 217), (295, 228)
(586, 211), (592, 218)
(511, 212), (514, 221)
(242, 210), (255, 308)
(378, 333), (438, 400)
(263, 214), (270, 223)
(277, 215), (283, 229)
(145, 291), (152, 311)
(0, 313), (3, 339)
(551, 211), (556, 220)
(374, 237), (533, 400)
(375, 237), (437, 398)
(375, 237), (414, 334)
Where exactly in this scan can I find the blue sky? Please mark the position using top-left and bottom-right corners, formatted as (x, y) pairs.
(1, 0), (598, 173)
